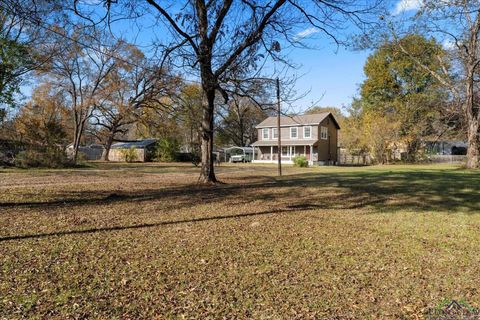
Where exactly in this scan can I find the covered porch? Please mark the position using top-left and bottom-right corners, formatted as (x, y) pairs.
(252, 141), (318, 165)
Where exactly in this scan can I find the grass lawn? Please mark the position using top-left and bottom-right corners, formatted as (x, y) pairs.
(1, 163), (480, 319)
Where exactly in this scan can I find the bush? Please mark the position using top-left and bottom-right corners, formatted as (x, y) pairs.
(120, 147), (138, 163)
(76, 151), (88, 164)
(191, 153), (200, 167)
(154, 138), (179, 162)
(15, 147), (70, 168)
(0, 151), (14, 167)
(191, 144), (201, 167)
(293, 155), (308, 167)
(174, 151), (201, 167)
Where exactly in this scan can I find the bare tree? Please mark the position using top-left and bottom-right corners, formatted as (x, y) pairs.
(40, 28), (124, 162)
(176, 84), (204, 153)
(387, 1), (480, 168)
(216, 95), (269, 147)
(72, 0), (381, 182)
(91, 43), (180, 160)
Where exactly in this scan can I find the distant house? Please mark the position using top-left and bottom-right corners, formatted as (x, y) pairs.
(251, 112), (340, 165)
(66, 144), (104, 160)
(425, 140), (468, 155)
(109, 139), (157, 162)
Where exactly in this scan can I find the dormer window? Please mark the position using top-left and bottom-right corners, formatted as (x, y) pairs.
(304, 126), (312, 138)
(290, 127), (298, 139)
(262, 128), (269, 139)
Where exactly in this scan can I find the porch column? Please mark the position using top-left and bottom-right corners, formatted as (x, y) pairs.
(270, 146), (273, 161)
(310, 144), (313, 165)
(252, 146), (255, 161)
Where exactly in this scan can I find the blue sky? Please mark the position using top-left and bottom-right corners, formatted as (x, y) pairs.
(19, 0), (420, 116)
(283, 45), (370, 114)
(285, 0), (421, 113)
(89, 1), (416, 116)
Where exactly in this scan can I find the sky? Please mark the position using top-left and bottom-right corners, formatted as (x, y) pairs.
(17, 0), (421, 116)
(282, 44), (370, 114)
(89, 0), (420, 116)
(287, 0), (422, 113)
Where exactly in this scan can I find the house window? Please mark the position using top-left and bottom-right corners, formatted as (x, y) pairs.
(282, 146), (289, 156)
(290, 127), (298, 139)
(262, 128), (269, 140)
(320, 126), (328, 140)
(272, 128), (278, 139)
(304, 126), (312, 138)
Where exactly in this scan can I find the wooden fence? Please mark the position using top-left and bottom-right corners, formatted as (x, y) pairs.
(337, 151), (372, 166)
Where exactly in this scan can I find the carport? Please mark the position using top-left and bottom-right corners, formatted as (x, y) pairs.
(224, 147), (254, 162)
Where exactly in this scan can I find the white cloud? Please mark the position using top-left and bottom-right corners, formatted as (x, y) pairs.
(442, 38), (456, 50)
(392, 0), (423, 15)
(294, 27), (319, 40)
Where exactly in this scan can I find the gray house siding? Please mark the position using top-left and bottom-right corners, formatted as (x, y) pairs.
(252, 113), (340, 165)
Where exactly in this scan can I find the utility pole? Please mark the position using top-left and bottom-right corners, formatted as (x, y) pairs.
(276, 77), (282, 176)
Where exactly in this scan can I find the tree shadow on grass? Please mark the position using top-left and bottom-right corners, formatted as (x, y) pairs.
(2, 168), (480, 214)
(2, 168), (480, 242)
(0, 205), (320, 242)
(277, 169), (480, 213)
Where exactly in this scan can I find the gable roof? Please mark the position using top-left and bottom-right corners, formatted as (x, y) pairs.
(255, 112), (340, 129)
(111, 138), (157, 149)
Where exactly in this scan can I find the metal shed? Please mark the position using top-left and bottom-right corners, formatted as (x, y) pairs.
(109, 139), (157, 162)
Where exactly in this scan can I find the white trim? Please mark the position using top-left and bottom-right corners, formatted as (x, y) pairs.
(308, 144), (313, 165)
(262, 128), (270, 140)
(290, 127), (298, 139)
(272, 127), (278, 139)
(320, 126), (328, 140)
(253, 159), (294, 164)
(303, 126), (312, 138)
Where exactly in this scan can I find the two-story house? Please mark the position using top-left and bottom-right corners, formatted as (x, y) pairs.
(251, 113), (340, 165)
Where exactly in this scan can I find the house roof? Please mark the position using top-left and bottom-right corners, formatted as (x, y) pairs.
(111, 138), (157, 149)
(255, 112), (340, 129)
(252, 139), (318, 147)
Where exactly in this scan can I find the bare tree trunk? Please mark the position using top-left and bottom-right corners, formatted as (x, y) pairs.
(71, 110), (80, 162)
(406, 139), (419, 163)
(199, 88), (217, 183)
(72, 126), (81, 163)
(102, 133), (114, 161)
(465, 68), (479, 169)
(72, 114), (88, 163)
(465, 96), (479, 168)
(239, 117), (245, 147)
(466, 120), (479, 168)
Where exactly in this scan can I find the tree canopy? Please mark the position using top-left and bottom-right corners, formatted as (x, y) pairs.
(348, 34), (449, 161)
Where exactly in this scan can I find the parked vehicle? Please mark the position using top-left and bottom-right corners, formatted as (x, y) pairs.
(226, 147), (254, 163)
(230, 154), (248, 163)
